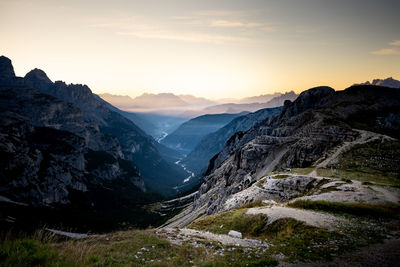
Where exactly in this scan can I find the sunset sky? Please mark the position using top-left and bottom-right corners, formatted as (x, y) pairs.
(1, 0), (399, 99)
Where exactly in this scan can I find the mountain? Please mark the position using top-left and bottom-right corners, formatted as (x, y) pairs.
(356, 77), (400, 88)
(0, 83), (146, 203)
(160, 112), (247, 154)
(167, 84), (400, 226)
(98, 93), (136, 109)
(131, 93), (188, 108)
(0, 56), (188, 196)
(181, 107), (282, 176)
(237, 92), (282, 104)
(190, 91), (298, 116)
(178, 94), (216, 106)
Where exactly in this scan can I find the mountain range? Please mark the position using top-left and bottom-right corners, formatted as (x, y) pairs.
(99, 91), (298, 118)
(2, 54), (400, 240)
(356, 77), (400, 88)
(0, 56), (188, 205)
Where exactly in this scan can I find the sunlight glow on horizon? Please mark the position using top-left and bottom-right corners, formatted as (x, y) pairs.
(1, 0), (399, 99)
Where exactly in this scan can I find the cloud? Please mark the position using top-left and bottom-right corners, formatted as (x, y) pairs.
(389, 40), (400, 46)
(370, 40), (400, 55)
(370, 48), (400, 55)
(172, 10), (275, 32)
(87, 9), (274, 45)
(194, 10), (247, 18)
(116, 30), (253, 44)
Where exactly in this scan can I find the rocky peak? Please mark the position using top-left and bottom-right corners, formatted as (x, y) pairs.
(25, 68), (52, 84)
(0, 56), (15, 79)
(355, 77), (400, 89)
(279, 86), (335, 120)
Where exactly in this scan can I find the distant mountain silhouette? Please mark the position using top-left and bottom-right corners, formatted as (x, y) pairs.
(237, 92), (282, 104)
(131, 93), (188, 108)
(178, 94), (216, 106)
(186, 91), (297, 117)
(98, 93), (137, 109)
(355, 77), (400, 88)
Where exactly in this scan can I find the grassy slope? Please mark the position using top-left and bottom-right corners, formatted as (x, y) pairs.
(0, 230), (278, 267)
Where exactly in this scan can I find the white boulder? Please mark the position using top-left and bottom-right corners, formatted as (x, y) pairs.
(228, 230), (242, 239)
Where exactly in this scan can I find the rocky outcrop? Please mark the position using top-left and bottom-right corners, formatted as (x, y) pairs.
(187, 85), (400, 216)
(0, 87), (144, 206)
(182, 107), (282, 176)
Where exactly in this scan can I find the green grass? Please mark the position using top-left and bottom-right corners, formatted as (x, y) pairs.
(317, 139), (400, 185)
(1, 229), (278, 267)
(0, 239), (70, 267)
(316, 168), (399, 185)
(188, 208), (269, 238)
(289, 200), (400, 219)
(272, 174), (290, 179)
(189, 212), (354, 262)
(265, 218), (344, 262)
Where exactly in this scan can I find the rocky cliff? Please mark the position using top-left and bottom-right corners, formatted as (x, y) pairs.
(0, 56), (187, 196)
(0, 84), (146, 206)
(171, 85), (400, 222)
(182, 107), (282, 176)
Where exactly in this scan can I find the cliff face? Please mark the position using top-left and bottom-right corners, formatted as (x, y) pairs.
(190, 85), (400, 215)
(0, 56), (187, 197)
(182, 107), (282, 176)
(0, 85), (145, 206)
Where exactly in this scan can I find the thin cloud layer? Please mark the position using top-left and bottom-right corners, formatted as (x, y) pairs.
(371, 40), (400, 55)
(88, 9), (274, 44)
(389, 40), (400, 46)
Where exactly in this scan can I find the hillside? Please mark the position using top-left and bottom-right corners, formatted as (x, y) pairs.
(182, 107), (282, 176)
(2, 84), (400, 266)
(166, 85), (400, 224)
(161, 112), (246, 154)
(0, 57), (189, 194)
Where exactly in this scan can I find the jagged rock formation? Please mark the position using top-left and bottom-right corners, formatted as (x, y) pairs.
(182, 107), (282, 176)
(356, 77), (400, 88)
(0, 86), (144, 205)
(0, 56), (187, 197)
(0, 56), (190, 210)
(176, 85), (400, 219)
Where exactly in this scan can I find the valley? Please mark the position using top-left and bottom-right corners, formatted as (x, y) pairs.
(0, 55), (399, 266)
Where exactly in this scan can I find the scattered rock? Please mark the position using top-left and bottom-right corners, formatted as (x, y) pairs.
(228, 230), (242, 239)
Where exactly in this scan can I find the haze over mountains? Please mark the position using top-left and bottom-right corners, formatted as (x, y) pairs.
(99, 91), (298, 118)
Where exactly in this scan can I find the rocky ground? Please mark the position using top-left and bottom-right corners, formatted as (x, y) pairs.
(158, 170), (400, 265)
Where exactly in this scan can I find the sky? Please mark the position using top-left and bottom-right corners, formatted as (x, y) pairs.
(1, 0), (399, 99)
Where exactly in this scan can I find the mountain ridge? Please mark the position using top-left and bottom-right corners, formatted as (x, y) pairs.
(0, 56), (188, 196)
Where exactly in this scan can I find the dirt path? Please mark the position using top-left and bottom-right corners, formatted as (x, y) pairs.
(157, 227), (270, 248)
(246, 206), (347, 231)
(316, 130), (388, 169)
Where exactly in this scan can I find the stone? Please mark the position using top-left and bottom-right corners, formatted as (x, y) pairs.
(228, 230), (242, 239)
